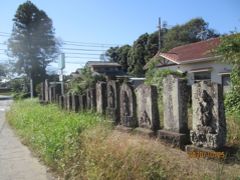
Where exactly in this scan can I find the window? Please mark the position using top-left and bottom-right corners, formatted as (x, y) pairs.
(222, 74), (231, 93)
(194, 71), (211, 82)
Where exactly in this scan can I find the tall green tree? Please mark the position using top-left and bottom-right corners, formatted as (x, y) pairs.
(216, 33), (240, 112)
(8, 1), (60, 95)
(105, 18), (219, 77)
(162, 18), (219, 51)
(128, 33), (149, 76)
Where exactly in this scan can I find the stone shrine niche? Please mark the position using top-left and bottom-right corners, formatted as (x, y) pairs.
(106, 80), (120, 124)
(191, 81), (226, 149)
(120, 83), (137, 127)
(96, 82), (107, 114)
(135, 84), (159, 131)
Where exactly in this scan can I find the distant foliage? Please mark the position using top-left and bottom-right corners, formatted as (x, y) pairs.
(67, 67), (105, 94)
(162, 18), (219, 51)
(9, 77), (29, 99)
(106, 18), (219, 77)
(216, 33), (240, 113)
(145, 69), (184, 99)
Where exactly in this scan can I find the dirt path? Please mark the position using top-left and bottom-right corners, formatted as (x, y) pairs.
(0, 97), (55, 180)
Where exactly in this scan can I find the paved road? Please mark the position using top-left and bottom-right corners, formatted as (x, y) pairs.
(0, 97), (55, 180)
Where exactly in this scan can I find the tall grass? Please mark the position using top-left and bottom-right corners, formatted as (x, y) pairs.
(6, 99), (240, 179)
(226, 111), (240, 145)
(6, 99), (110, 175)
(7, 100), (168, 179)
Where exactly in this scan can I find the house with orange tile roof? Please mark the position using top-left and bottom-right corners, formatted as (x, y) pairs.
(152, 38), (232, 93)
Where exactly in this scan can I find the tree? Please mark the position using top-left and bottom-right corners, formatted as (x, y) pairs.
(67, 67), (105, 94)
(7, 1), (60, 96)
(128, 33), (149, 76)
(105, 46), (120, 63)
(105, 18), (219, 77)
(162, 18), (219, 51)
(216, 33), (240, 112)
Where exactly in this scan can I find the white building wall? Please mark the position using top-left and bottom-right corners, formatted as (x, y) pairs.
(158, 61), (232, 85)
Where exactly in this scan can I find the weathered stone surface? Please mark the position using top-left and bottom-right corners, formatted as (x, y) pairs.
(115, 125), (133, 133)
(55, 94), (59, 105)
(59, 95), (64, 109)
(79, 94), (87, 110)
(158, 130), (188, 150)
(134, 127), (156, 138)
(44, 80), (49, 102)
(190, 81), (226, 149)
(40, 82), (45, 101)
(106, 80), (120, 124)
(96, 82), (107, 114)
(162, 75), (189, 133)
(71, 94), (79, 112)
(48, 86), (54, 103)
(64, 95), (68, 110)
(135, 84), (159, 131)
(86, 88), (96, 110)
(66, 94), (72, 111)
(120, 83), (137, 127)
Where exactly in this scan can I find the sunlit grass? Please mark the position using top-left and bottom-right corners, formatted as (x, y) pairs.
(6, 99), (240, 179)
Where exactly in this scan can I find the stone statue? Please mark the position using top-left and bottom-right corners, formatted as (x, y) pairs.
(122, 91), (130, 116)
(139, 111), (151, 128)
(108, 86), (115, 108)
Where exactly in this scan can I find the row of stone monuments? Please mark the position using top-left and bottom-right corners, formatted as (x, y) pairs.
(39, 75), (227, 151)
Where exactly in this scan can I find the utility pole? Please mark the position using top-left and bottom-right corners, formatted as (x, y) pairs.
(157, 17), (161, 51)
(59, 53), (65, 96)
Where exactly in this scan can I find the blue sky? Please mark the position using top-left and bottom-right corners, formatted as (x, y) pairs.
(0, 0), (240, 74)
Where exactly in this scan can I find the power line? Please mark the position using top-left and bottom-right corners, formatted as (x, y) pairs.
(0, 32), (11, 35)
(63, 40), (120, 46)
(0, 31), (121, 46)
(63, 42), (115, 48)
(61, 47), (107, 52)
(65, 56), (100, 59)
(0, 35), (9, 37)
(63, 52), (102, 55)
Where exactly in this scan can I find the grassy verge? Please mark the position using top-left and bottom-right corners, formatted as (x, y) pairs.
(6, 99), (110, 177)
(6, 99), (240, 179)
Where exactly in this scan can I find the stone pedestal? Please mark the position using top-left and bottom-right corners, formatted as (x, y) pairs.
(158, 130), (188, 150)
(115, 125), (133, 133)
(134, 127), (156, 138)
